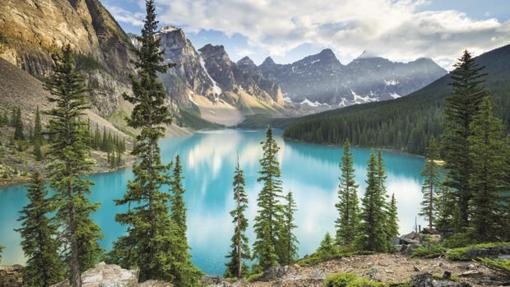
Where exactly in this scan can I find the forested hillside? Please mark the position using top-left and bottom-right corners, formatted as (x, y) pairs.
(283, 44), (510, 154)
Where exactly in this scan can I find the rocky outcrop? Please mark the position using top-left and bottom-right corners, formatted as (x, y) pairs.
(259, 49), (447, 107)
(0, 265), (23, 287)
(51, 262), (172, 287)
(0, 0), (133, 116)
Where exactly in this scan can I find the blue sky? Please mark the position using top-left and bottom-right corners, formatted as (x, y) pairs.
(103, 0), (510, 68)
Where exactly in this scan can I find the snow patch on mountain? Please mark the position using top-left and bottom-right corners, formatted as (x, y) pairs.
(351, 90), (374, 104)
(199, 56), (222, 95)
(384, 79), (399, 86)
(390, 92), (401, 99)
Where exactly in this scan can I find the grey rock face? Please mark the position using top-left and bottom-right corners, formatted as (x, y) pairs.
(157, 27), (219, 105)
(259, 49), (447, 107)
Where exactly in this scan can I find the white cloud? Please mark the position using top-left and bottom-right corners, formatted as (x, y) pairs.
(106, 5), (145, 27)
(149, 0), (510, 68)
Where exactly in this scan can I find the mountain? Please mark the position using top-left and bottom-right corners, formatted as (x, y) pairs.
(282, 44), (510, 154)
(152, 26), (285, 126)
(259, 49), (447, 106)
(0, 0), (134, 116)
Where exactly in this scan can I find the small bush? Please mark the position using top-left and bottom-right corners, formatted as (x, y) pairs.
(446, 242), (510, 261)
(245, 272), (263, 283)
(478, 258), (510, 277)
(324, 272), (384, 287)
(411, 243), (446, 258)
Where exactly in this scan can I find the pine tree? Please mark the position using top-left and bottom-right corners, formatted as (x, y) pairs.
(253, 126), (284, 270)
(14, 107), (24, 140)
(420, 138), (441, 229)
(386, 193), (399, 246)
(278, 191), (298, 266)
(442, 50), (488, 227)
(356, 149), (388, 252)
(16, 171), (65, 287)
(225, 159), (250, 278)
(113, 0), (177, 282)
(44, 45), (102, 287)
(93, 124), (100, 149)
(435, 179), (461, 236)
(468, 97), (509, 242)
(101, 127), (108, 151)
(33, 107), (44, 161)
(169, 155), (201, 286)
(316, 233), (336, 256)
(335, 140), (360, 246)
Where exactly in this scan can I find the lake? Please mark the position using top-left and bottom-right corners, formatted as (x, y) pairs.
(0, 129), (426, 275)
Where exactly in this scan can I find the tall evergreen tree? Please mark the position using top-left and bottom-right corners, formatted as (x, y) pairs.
(435, 179), (461, 236)
(33, 106), (44, 160)
(44, 45), (102, 287)
(442, 50), (488, 227)
(386, 193), (399, 245)
(316, 233), (336, 256)
(225, 159), (250, 278)
(356, 149), (388, 252)
(113, 0), (177, 282)
(169, 155), (201, 286)
(420, 138), (441, 229)
(278, 191), (298, 266)
(14, 107), (24, 140)
(468, 97), (509, 242)
(253, 126), (284, 270)
(16, 171), (65, 287)
(335, 140), (360, 246)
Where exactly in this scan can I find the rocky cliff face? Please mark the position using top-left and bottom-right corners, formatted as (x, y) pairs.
(259, 49), (447, 107)
(0, 0), (133, 116)
(152, 27), (284, 126)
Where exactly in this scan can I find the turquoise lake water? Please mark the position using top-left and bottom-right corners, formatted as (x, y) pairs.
(0, 129), (426, 275)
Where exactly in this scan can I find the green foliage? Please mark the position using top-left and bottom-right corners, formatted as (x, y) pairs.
(245, 272), (264, 283)
(446, 242), (510, 261)
(419, 139), (441, 229)
(278, 191), (299, 265)
(468, 97), (510, 242)
(478, 258), (510, 277)
(33, 106), (44, 161)
(335, 141), (360, 246)
(356, 150), (390, 252)
(16, 171), (65, 287)
(442, 50), (489, 228)
(13, 107), (24, 141)
(74, 53), (106, 72)
(253, 126), (284, 270)
(44, 45), (103, 286)
(411, 242), (446, 258)
(169, 155), (202, 286)
(112, 0), (181, 282)
(385, 193), (399, 249)
(225, 159), (251, 278)
(323, 272), (384, 287)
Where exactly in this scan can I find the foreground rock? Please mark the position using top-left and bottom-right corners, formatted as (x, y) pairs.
(51, 262), (171, 287)
(0, 265), (23, 287)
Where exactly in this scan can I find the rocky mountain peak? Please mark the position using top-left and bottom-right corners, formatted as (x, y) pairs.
(237, 56), (256, 67)
(260, 56), (277, 68)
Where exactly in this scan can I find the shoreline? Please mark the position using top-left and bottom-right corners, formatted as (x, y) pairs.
(1, 128), (426, 188)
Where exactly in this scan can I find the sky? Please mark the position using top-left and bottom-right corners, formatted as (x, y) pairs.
(102, 0), (510, 69)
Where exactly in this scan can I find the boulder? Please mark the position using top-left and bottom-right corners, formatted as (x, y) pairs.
(410, 273), (471, 287)
(0, 265), (23, 287)
(259, 265), (290, 281)
(51, 262), (138, 287)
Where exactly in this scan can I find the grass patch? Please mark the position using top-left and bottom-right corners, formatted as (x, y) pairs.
(478, 258), (510, 277)
(177, 108), (223, 130)
(245, 272), (263, 283)
(324, 272), (384, 287)
(446, 242), (510, 261)
(411, 243), (446, 259)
